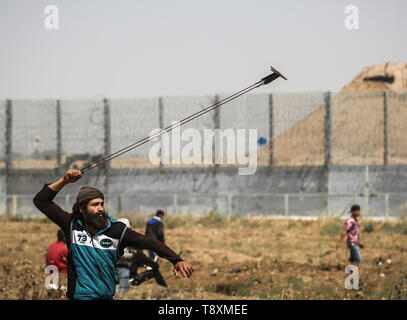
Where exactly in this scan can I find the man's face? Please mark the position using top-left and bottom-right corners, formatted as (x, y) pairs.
(81, 198), (109, 230)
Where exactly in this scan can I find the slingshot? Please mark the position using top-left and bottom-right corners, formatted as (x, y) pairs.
(81, 66), (287, 173)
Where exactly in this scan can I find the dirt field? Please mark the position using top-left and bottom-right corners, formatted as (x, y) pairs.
(0, 214), (406, 300)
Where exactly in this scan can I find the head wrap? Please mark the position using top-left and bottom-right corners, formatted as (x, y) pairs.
(76, 186), (104, 204)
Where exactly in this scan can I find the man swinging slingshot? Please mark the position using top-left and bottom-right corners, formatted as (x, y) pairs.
(34, 169), (193, 300)
(33, 67), (286, 300)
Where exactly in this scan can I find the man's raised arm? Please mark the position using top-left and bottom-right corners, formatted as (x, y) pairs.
(33, 169), (83, 231)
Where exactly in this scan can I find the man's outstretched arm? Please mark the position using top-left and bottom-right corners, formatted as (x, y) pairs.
(33, 169), (83, 231)
(336, 228), (347, 249)
(121, 228), (193, 278)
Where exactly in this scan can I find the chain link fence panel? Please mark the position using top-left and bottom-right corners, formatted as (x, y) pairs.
(387, 90), (407, 164)
(60, 100), (104, 169)
(331, 91), (385, 165)
(11, 100), (57, 170)
(272, 92), (325, 166)
(219, 93), (269, 167)
(0, 100), (6, 170)
(162, 95), (216, 167)
(110, 98), (159, 168)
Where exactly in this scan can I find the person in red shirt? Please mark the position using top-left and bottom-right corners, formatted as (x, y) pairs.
(46, 229), (68, 274)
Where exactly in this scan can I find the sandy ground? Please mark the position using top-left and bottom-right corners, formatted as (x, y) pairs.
(0, 215), (406, 300)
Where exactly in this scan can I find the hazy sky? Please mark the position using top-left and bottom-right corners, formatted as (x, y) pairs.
(0, 0), (406, 99)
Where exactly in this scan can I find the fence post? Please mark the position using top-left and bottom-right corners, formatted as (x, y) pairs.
(213, 95), (220, 167)
(385, 193), (389, 219)
(189, 197), (196, 216)
(118, 194), (122, 214)
(56, 99), (62, 173)
(103, 98), (111, 197)
(284, 194), (289, 217)
(213, 95), (220, 213)
(383, 90), (388, 166)
(324, 92), (332, 167)
(12, 195), (17, 216)
(365, 166), (369, 218)
(158, 97), (164, 168)
(5, 100), (12, 214)
(173, 194), (178, 215)
(228, 194), (233, 219)
(269, 94), (274, 168)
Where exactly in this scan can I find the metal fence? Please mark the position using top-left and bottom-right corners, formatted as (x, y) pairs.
(1, 192), (406, 219)
(1, 90), (407, 171)
(1, 90), (407, 219)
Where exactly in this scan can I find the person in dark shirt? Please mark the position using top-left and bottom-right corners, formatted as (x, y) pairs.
(145, 210), (165, 262)
(46, 229), (68, 274)
(130, 249), (167, 287)
(33, 169), (193, 300)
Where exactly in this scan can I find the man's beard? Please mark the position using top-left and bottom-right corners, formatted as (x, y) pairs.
(82, 209), (109, 231)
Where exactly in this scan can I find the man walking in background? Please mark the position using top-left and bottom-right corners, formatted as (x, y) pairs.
(33, 169), (193, 300)
(336, 204), (364, 265)
(145, 210), (166, 262)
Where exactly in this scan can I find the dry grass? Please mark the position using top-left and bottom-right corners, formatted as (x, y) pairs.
(0, 214), (406, 300)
